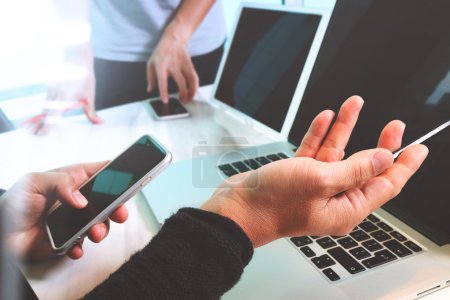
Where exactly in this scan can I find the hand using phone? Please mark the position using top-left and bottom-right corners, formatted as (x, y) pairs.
(1, 162), (128, 261)
(45, 135), (171, 255)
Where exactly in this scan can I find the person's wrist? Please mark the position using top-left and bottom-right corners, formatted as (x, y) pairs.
(202, 178), (280, 248)
(163, 18), (191, 45)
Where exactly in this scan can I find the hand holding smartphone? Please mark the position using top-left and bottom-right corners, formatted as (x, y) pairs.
(45, 135), (172, 254)
(149, 97), (189, 120)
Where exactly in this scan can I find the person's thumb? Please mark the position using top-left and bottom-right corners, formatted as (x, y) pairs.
(31, 172), (88, 209)
(318, 148), (393, 195)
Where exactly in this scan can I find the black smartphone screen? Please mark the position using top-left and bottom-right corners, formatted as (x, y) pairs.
(47, 135), (167, 249)
(150, 97), (188, 117)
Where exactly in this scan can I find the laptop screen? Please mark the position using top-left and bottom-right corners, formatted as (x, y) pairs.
(214, 7), (322, 132)
(288, 0), (450, 245)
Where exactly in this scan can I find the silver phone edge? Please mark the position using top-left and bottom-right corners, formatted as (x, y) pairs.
(45, 135), (173, 254)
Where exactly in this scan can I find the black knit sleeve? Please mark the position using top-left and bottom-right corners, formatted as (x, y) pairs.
(84, 208), (254, 300)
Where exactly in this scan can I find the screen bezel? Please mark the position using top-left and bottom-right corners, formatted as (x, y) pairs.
(209, 2), (335, 141)
(45, 135), (172, 253)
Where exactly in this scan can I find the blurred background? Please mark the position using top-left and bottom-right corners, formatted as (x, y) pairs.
(0, 0), (334, 128)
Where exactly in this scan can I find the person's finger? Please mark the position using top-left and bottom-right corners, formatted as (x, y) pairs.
(109, 205), (128, 223)
(87, 221), (109, 243)
(27, 172), (88, 209)
(316, 96), (364, 162)
(182, 62), (199, 101)
(67, 243), (83, 260)
(147, 63), (156, 93)
(317, 148), (394, 196)
(296, 110), (335, 158)
(157, 68), (169, 103)
(171, 70), (188, 103)
(52, 161), (108, 186)
(83, 101), (104, 124)
(377, 120), (405, 151)
(361, 144), (428, 211)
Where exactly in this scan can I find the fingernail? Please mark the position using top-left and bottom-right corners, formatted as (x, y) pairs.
(372, 150), (393, 174)
(352, 95), (364, 106)
(418, 145), (429, 159)
(73, 191), (88, 207)
(147, 85), (151, 93)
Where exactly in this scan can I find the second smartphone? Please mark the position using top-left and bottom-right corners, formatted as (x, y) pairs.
(149, 97), (189, 120)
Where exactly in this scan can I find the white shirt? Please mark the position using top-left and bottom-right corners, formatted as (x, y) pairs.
(90, 0), (226, 62)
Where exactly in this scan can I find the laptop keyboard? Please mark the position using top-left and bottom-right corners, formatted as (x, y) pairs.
(218, 152), (425, 283)
(218, 152), (288, 176)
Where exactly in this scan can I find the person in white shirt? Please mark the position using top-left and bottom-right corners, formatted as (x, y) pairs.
(41, 0), (226, 126)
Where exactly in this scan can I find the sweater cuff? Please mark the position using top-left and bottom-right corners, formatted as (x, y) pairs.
(178, 207), (254, 266)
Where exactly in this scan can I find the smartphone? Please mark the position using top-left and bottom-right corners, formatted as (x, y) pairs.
(45, 135), (172, 254)
(149, 97), (189, 120)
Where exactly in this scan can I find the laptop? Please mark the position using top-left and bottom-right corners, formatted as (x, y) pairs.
(143, 2), (330, 217)
(144, 1), (450, 299)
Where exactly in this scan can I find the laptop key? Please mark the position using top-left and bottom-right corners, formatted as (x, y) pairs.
(311, 254), (336, 269)
(337, 237), (358, 249)
(370, 230), (391, 242)
(267, 154), (281, 161)
(362, 239), (383, 252)
(255, 156), (271, 165)
(404, 241), (422, 252)
(218, 164), (234, 171)
(277, 153), (289, 159)
(362, 249), (397, 268)
(349, 247), (371, 260)
(367, 214), (380, 223)
(331, 235), (345, 239)
(317, 237), (337, 249)
(359, 221), (378, 232)
(222, 168), (238, 177)
(377, 222), (393, 232)
(300, 246), (316, 258)
(350, 230), (370, 242)
(323, 268), (340, 281)
(383, 239), (413, 257)
(328, 247), (365, 274)
(390, 231), (407, 242)
(290, 236), (313, 247)
(243, 159), (261, 170)
(231, 161), (250, 173)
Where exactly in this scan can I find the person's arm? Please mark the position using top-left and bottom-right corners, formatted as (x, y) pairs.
(85, 97), (428, 298)
(147, 0), (216, 103)
(84, 208), (253, 299)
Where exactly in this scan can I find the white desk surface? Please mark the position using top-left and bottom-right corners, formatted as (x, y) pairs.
(1, 86), (448, 299)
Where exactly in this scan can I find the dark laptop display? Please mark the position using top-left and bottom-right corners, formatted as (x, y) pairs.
(289, 0), (450, 245)
(215, 7), (322, 132)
